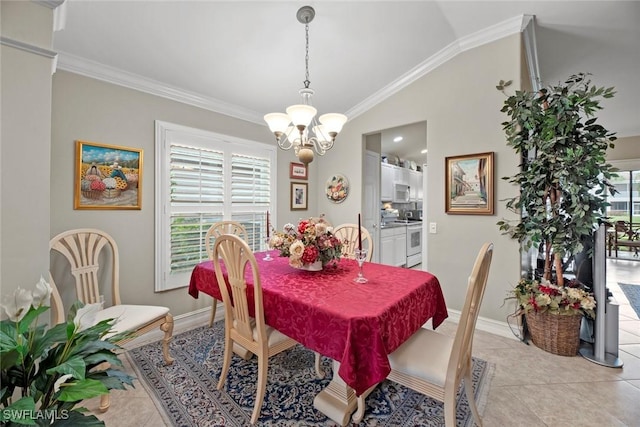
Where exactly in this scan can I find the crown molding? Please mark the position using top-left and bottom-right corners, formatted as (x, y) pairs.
(56, 15), (533, 126)
(346, 15), (529, 120)
(1, 36), (58, 74)
(56, 52), (265, 125)
(33, 0), (65, 9)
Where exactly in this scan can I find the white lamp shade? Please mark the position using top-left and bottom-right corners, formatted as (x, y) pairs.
(319, 113), (347, 134)
(286, 104), (317, 128)
(312, 125), (330, 143)
(264, 113), (291, 134)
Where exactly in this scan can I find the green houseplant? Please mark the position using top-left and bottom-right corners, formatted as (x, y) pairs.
(1, 278), (134, 426)
(497, 73), (617, 355)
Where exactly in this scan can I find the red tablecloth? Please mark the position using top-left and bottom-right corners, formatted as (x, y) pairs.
(188, 251), (448, 395)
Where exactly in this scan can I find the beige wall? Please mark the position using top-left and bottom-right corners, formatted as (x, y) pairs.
(1, 2), (54, 296)
(607, 136), (640, 170)
(315, 35), (524, 324)
(50, 71), (309, 315)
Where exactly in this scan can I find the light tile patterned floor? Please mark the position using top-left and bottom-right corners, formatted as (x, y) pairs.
(91, 258), (640, 426)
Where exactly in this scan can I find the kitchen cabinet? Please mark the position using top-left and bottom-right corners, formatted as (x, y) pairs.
(409, 170), (423, 201)
(380, 163), (394, 201)
(380, 226), (407, 267)
(394, 166), (410, 186)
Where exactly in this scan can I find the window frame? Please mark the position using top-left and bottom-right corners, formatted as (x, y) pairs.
(154, 120), (276, 291)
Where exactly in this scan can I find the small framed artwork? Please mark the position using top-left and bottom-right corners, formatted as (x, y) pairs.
(74, 140), (143, 210)
(445, 151), (494, 215)
(289, 162), (308, 180)
(290, 182), (308, 211)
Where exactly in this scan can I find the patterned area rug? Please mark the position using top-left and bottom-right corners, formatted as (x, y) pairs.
(127, 322), (494, 426)
(619, 283), (640, 318)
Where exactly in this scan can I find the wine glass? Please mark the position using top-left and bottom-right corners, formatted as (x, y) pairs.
(263, 237), (273, 261)
(353, 248), (368, 283)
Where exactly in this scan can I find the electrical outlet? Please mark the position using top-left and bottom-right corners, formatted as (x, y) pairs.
(429, 222), (437, 234)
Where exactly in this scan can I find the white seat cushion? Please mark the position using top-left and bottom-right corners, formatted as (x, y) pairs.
(95, 304), (170, 337)
(388, 328), (454, 387)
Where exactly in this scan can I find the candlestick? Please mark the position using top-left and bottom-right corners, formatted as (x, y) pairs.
(358, 213), (362, 251)
(266, 210), (270, 237)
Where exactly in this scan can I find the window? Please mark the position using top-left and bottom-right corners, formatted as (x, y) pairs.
(155, 121), (275, 291)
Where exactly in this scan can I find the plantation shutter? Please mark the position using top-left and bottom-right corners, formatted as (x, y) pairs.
(155, 121), (275, 291)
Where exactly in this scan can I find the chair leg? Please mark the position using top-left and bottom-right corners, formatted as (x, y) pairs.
(160, 314), (175, 365)
(217, 335), (233, 390)
(208, 299), (218, 327)
(464, 371), (483, 427)
(99, 393), (110, 412)
(443, 387), (457, 427)
(314, 352), (324, 379)
(251, 354), (269, 425)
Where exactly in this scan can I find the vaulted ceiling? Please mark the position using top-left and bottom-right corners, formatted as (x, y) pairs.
(53, 0), (640, 153)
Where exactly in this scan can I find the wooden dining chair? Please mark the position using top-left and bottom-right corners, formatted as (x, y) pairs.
(205, 221), (249, 327)
(371, 242), (493, 427)
(333, 223), (373, 261)
(213, 234), (298, 424)
(50, 228), (174, 412)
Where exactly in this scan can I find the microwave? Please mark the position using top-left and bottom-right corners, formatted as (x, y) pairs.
(393, 183), (410, 203)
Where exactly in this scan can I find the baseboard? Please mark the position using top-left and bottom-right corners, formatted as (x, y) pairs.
(442, 309), (521, 341)
(124, 306), (519, 350)
(122, 306), (223, 349)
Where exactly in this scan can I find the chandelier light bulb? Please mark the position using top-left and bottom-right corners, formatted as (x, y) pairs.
(286, 104), (317, 129)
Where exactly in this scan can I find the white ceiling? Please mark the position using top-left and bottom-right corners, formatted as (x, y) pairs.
(53, 0), (640, 162)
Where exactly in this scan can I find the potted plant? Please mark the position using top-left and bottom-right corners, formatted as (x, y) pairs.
(497, 73), (617, 355)
(1, 278), (135, 426)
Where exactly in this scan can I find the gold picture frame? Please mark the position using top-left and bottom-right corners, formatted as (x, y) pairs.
(290, 182), (308, 211)
(74, 140), (143, 210)
(445, 151), (494, 215)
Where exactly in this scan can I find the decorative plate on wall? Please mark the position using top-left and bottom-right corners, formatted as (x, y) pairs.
(325, 174), (349, 203)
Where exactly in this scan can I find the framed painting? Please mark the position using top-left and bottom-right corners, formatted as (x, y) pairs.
(290, 182), (308, 211)
(74, 140), (143, 210)
(289, 162), (308, 180)
(445, 151), (494, 215)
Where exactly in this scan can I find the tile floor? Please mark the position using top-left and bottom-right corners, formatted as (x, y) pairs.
(89, 258), (640, 426)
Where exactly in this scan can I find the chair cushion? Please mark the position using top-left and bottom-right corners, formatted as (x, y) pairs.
(388, 328), (453, 387)
(96, 304), (170, 337)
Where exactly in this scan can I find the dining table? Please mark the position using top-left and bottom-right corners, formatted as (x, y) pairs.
(188, 250), (448, 426)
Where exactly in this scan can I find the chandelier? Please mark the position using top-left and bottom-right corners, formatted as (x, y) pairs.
(263, 6), (347, 165)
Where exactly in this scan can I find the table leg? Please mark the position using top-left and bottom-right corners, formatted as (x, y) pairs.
(313, 360), (377, 426)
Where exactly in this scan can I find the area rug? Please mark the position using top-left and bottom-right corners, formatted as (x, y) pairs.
(619, 283), (640, 318)
(127, 322), (494, 426)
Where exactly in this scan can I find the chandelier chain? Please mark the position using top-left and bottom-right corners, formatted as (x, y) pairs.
(303, 21), (310, 89)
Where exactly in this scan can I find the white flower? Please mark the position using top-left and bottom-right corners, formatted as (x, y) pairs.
(1, 287), (34, 322)
(283, 223), (297, 234)
(289, 240), (305, 259)
(269, 235), (283, 248)
(315, 223), (328, 235)
(32, 276), (52, 308)
(289, 257), (303, 268)
(53, 374), (74, 393)
(102, 177), (117, 189)
(581, 295), (596, 310)
(73, 303), (103, 332)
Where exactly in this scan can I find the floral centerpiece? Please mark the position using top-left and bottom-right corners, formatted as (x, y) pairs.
(269, 218), (343, 269)
(1, 278), (134, 426)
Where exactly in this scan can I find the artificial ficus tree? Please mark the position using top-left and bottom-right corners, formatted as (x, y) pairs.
(497, 73), (618, 286)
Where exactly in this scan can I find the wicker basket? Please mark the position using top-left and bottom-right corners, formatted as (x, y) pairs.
(525, 311), (582, 356)
(103, 188), (121, 198)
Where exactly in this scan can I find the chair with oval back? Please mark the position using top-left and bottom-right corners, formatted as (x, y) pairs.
(333, 223), (373, 262)
(205, 221), (249, 327)
(49, 228), (174, 412)
(213, 234), (299, 424)
(356, 242), (494, 426)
